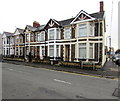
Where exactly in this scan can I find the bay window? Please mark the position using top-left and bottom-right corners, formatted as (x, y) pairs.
(40, 31), (45, 41)
(49, 29), (54, 40)
(79, 43), (86, 58)
(31, 33), (34, 42)
(90, 23), (94, 36)
(26, 34), (29, 42)
(64, 28), (71, 39)
(49, 45), (54, 56)
(78, 24), (87, 37)
(89, 43), (94, 59)
(41, 46), (45, 56)
(37, 33), (40, 41)
(56, 45), (59, 57)
(56, 29), (60, 39)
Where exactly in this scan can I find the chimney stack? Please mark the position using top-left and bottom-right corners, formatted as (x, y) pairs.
(33, 21), (40, 27)
(100, 1), (104, 12)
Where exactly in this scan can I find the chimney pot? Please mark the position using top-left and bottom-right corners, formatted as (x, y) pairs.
(100, 1), (104, 12)
(33, 21), (40, 27)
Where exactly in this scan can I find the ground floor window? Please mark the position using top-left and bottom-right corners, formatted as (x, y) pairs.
(56, 45), (59, 57)
(89, 43), (94, 59)
(49, 45), (54, 57)
(31, 47), (34, 56)
(79, 43), (86, 58)
(16, 47), (18, 55)
(20, 47), (22, 56)
(26, 47), (29, 55)
(41, 46), (45, 56)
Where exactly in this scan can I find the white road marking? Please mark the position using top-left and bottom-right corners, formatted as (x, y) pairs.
(54, 79), (71, 85)
(8, 68), (24, 73)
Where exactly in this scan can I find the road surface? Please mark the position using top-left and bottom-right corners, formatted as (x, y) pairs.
(2, 62), (118, 99)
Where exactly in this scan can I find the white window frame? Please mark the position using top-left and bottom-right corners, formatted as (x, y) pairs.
(79, 43), (87, 59)
(56, 28), (60, 39)
(41, 46), (45, 56)
(89, 23), (94, 36)
(64, 27), (71, 39)
(40, 31), (45, 41)
(48, 28), (55, 40)
(56, 45), (60, 57)
(49, 45), (54, 57)
(89, 43), (94, 59)
(37, 33), (40, 41)
(26, 34), (29, 42)
(78, 24), (87, 37)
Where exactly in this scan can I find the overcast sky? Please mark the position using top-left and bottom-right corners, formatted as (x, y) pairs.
(0, 0), (119, 51)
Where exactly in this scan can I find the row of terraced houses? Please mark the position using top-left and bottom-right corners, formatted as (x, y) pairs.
(2, 1), (107, 68)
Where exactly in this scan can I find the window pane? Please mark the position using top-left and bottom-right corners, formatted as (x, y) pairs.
(37, 33), (40, 41)
(79, 48), (86, 58)
(90, 24), (93, 36)
(79, 43), (86, 58)
(64, 28), (71, 39)
(40, 31), (45, 41)
(49, 29), (54, 39)
(89, 47), (93, 58)
(56, 45), (59, 57)
(49, 45), (54, 56)
(56, 29), (60, 39)
(78, 24), (87, 37)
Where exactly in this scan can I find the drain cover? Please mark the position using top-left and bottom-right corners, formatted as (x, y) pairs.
(112, 88), (120, 97)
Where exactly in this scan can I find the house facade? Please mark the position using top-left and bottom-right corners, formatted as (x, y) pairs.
(2, 1), (106, 67)
(14, 28), (25, 58)
(2, 32), (14, 57)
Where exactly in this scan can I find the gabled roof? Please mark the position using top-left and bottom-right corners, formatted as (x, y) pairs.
(59, 18), (74, 26)
(2, 32), (13, 37)
(37, 25), (45, 31)
(17, 28), (24, 34)
(90, 11), (105, 19)
(71, 10), (95, 24)
(26, 25), (38, 32)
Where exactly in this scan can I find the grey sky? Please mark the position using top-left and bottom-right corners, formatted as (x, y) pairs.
(0, 0), (118, 50)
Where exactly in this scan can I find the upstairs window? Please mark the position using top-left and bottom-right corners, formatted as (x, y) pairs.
(26, 34), (29, 42)
(30, 33), (34, 42)
(40, 31), (45, 41)
(90, 23), (94, 36)
(48, 29), (54, 40)
(64, 28), (71, 39)
(56, 28), (60, 39)
(37, 33), (40, 41)
(78, 24), (87, 37)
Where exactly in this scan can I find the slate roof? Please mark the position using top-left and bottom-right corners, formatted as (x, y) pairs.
(57, 11), (104, 27)
(3, 32), (14, 37)
(17, 28), (24, 34)
(26, 25), (38, 32)
(90, 11), (105, 19)
(59, 18), (74, 26)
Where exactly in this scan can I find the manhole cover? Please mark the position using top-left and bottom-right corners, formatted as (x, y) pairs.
(112, 88), (120, 97)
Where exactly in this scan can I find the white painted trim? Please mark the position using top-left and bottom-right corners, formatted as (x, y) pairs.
(71, 10), (95, 24)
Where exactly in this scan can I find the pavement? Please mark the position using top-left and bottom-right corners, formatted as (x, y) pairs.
(2, 62), (118, 99)
(1, 59), (120, 79)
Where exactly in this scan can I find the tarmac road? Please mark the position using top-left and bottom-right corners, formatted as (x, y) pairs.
(2, 62), (118, 99)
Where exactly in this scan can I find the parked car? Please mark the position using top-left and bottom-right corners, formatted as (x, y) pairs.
(112, 54), (120, 62)
(113, 54), (120, 66)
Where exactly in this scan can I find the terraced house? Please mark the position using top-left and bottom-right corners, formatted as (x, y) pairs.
(2, 32), (14, 57)
(2, 1), (106, 68)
